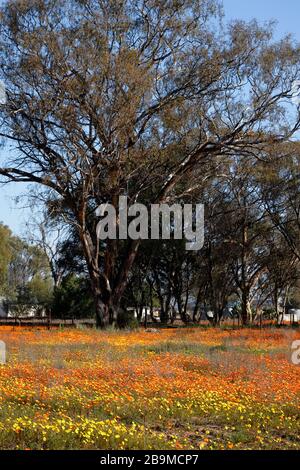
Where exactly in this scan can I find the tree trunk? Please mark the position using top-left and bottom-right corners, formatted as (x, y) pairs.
(193, 287), (202, 322)
(94, 295), (110, 328)
(81, 222), (140, 328)
(176, 296), (187, 323)
(241, 289), (252, 325)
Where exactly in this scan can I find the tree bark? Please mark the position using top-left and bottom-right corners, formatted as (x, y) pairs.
(241, 288), (252, 326)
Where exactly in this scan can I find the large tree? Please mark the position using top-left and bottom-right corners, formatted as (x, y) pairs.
(1, 0), (300, 327)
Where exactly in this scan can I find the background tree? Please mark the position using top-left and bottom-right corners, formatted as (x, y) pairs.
(51, 274), (94, 319)
(25, 212), (67, 289)
(0, 223), (14, 295)
(260, 143), (300, 263)
(7, 239), (52, 303)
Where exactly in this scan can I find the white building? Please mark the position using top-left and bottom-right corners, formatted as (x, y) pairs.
(0, 297), (46, 318)
(127, 307), (160, 321)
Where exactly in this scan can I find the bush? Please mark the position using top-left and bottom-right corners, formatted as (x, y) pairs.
(51, 275), (94, 319)
(117, 309), (140, 329)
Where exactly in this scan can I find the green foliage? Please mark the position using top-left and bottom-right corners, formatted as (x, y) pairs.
(51, 275), (94, 319)
(0, 222), (54, 314)
(24, 275), (53, 305)
(0, 223), (13, 294)
(117, 309), (140, 330)
(288, 283), (300, 309)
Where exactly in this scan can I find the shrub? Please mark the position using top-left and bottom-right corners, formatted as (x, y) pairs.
(51, 275), (94, 319)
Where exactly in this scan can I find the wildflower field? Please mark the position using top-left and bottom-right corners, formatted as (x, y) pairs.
(0, 326), (299, 450)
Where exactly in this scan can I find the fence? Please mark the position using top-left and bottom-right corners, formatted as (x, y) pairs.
(0, 316), (96, 328)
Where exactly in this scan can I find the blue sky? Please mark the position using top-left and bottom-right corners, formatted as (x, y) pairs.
(224, 0), (300, 39)
(1, 0), (300, 235)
